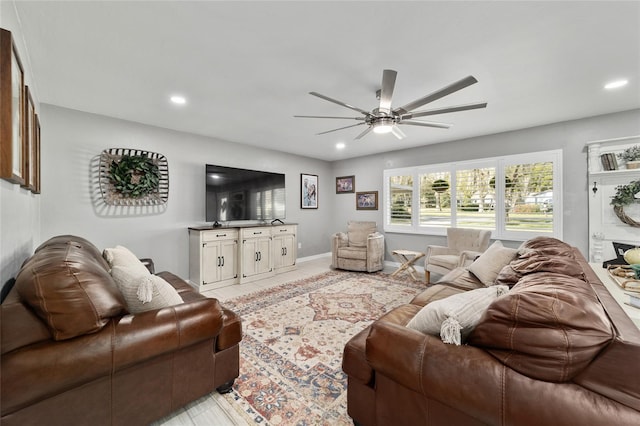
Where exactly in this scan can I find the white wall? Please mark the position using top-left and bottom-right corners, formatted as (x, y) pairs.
(331, 109), (640, 259)
(0, 1), (41, 293)
(38, 105), (334, 279)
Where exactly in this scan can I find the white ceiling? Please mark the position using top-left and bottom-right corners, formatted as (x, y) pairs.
(13, 1), (640, 161)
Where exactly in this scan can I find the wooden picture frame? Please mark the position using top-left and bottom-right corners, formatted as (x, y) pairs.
(21, 86), (36, 191)
(33, 114), (41, 194)
(301, 173), (318, 209)
(0, 28), (26, 184)
(336, 175), (355, 193)
(356, 191), (378, 210)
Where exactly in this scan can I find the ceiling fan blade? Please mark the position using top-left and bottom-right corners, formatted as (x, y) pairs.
(309, 92), (370, 116)
(394, 75), (479, 114)
(317, 122), (366, 135)
(401, 120), (452, 129)
(294, 115), (365, 120)
(400, 102), (487, 120)
(379, 69), (397, 114)
(390, 125), (406, 140)
(355, 126), (373, 140)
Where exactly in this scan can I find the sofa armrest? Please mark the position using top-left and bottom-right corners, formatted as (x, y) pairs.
(365, 321), (504, 424)
(139, 258), (155, 274)
(331, 232), (348, 268)
(112, 298), (224, 370)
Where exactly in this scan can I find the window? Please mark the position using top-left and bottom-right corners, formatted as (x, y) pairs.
(383, 150), (562, 240)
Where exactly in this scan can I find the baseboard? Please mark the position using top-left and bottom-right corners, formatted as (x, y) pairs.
(297, 252), (332, 263)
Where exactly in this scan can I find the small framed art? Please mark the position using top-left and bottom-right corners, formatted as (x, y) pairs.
(301, 173), (318, 209)
(356, 191), (378, 210)
(336, 175), (355, 193)
(0, 29), (26, 185)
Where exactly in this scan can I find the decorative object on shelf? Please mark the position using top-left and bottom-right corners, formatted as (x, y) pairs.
(336, 175), (355, 193)
(624, 247), (640, 265)
(356, 191), (378, 210)
(610, 179), (640, 227)
(617, 145), (640, 169)
(301, 173), (318, 209)
(600, 153), (618, 170)
(0, 28), (26, 185)
(99, 148), (168, 206)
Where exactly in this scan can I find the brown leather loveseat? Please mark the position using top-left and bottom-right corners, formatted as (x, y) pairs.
(343, 237), (640, 425)
(1, 235), (242, 425)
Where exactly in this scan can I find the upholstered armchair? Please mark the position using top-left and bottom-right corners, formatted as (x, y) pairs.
(332, 221), (384, 272)
(424, 227), (491, 283)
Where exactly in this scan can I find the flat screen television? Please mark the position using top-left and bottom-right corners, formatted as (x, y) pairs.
(205, 164), (286, 224)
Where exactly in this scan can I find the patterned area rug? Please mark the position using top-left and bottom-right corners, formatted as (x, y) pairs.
(221, 270), (425, 425)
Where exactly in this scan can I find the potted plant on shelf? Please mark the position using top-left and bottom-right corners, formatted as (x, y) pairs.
(618, 145), (640, 169)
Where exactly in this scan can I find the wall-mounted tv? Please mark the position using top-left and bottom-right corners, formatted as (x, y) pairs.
(205, 164), (286, 224)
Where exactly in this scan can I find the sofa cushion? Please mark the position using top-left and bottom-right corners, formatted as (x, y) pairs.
(110, 266), (183, 314)
(407, 285), (509, 345)
(436, 268), (484, 291)
(103, 245), (150, 276)
(518, 236), (575, 258)
(16, 242), (127, 340)
(468, 241), (518, 286)
(347, 221), (376, 247)
(468, 272), (614, 382)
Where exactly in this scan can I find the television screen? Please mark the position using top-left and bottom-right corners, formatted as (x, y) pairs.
(205, 164), (286, 223)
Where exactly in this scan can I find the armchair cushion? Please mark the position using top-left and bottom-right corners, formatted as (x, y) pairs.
(428, 254), (461, 270)
(337, 246), (368, 260)
(347, 221), (377, 247)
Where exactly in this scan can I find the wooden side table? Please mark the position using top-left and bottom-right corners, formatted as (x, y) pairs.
(391, 250), (426, 281)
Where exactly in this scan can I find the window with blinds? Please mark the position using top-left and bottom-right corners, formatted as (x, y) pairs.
(383, 150), (562, 240)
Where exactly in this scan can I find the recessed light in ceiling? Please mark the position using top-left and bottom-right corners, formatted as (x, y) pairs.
(336, 142), (346, 150)
(604, 79), (628, 90)
(170, 95), (186, 104)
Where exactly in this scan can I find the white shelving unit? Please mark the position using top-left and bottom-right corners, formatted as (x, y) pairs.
(586, 135), (640, 263)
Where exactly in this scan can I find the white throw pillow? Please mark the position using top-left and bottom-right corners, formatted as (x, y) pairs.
(468, 241), (518, 286)
(110, 266), (183, 314)
(103, 245), (150, 276)
(407, 285), (509, 345)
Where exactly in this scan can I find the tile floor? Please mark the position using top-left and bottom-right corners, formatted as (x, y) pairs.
(154, 256), (415, 425)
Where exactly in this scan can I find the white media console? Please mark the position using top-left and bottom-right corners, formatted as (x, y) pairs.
(188, 224), (297, 292)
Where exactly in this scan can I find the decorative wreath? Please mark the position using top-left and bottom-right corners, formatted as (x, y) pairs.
(109, 155), (160, 198)
(610, 180), (640, 228)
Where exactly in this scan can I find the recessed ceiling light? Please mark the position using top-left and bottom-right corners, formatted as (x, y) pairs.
(170, 95), (186, 104)
(336, 142), (346, 149)
(604, 79), (628, 90)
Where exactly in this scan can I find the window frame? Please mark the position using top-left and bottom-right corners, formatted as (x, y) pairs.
(383, 149), (563, 240)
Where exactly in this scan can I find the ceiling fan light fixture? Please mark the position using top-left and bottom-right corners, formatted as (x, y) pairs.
(373, 124), (393, 134)
(373, 117), (394, 134)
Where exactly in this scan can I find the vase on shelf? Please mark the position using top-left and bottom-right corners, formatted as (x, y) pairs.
(625, 161), (640, 169)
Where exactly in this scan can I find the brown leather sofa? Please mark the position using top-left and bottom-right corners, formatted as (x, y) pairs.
(343, 237), (640, 426)
(1, 235), (242, 426)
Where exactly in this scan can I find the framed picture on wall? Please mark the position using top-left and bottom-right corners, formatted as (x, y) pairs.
(336, 175), (355, 193)
(21, 86), (36, 191)
(356, 191), (378, 210)
(301, 173), (318, 209)
(0, 28), (26, 185)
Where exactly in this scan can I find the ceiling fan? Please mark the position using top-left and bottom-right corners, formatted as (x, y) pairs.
(295, 69), (487, 140)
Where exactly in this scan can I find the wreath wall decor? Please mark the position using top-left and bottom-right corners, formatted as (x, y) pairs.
(99, 148), (169, 206)
(610, 179), (640, 228)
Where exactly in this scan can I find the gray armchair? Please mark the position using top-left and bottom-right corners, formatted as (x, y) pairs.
(332, 221), (384, 272)
(424, 227), (491, 283)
